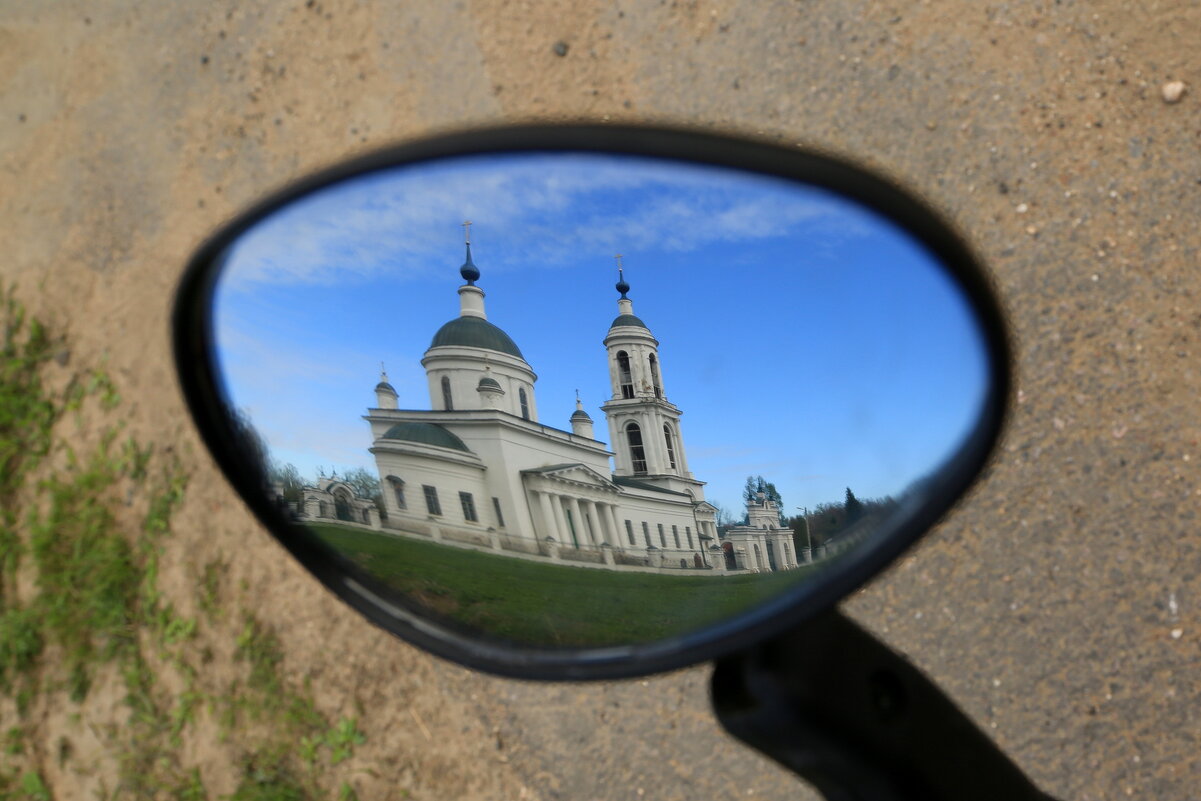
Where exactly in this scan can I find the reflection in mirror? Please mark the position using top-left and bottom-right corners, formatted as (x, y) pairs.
(212, 154), (988, 648)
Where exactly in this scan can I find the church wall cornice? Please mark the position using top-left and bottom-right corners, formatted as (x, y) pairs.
(366, 409), (613, 457)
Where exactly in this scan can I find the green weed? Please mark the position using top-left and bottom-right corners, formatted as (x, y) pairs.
(19, 771), (50, 801)
(325, 718), (365, 766)
(0, 291), (368, 801)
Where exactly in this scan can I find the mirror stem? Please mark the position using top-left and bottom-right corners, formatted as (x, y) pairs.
(711, 607), (1057, 801)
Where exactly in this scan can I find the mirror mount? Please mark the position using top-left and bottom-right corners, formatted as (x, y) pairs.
(711, 607), (1056, 801)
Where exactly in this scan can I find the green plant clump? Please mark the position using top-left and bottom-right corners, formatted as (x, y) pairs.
(0, 289), (366, 801)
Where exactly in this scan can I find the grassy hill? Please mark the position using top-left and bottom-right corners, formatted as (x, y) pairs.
(309, 523), (822, 647)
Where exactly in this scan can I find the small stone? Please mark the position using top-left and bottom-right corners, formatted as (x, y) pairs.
(1171, 628), (1183, 639)
(552, 41), (569, 57)
(1016, 202), (1028, 213)
(1162, 80), (1186, 103)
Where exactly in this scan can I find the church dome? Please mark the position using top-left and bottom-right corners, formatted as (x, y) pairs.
(380, 422), (471, 453)
(570, 407), (592, 421)
(430, 316), (525, 359)
(609, 313), (648, 330)
(375, 380), (396, 393)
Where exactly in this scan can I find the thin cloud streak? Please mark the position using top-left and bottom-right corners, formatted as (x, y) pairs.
(222, 154), (875, 290)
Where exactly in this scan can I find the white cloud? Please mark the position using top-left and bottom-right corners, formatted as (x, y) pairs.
(220, 154), (877, 290)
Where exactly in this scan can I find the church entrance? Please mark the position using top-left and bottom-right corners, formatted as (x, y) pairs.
(334, 491), (352, 522)
(722, 542), (736, 570)
(765, 540), (778, 571)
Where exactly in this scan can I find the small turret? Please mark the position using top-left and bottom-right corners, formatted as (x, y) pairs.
(569, 393), (594, 438)
(375, 365), (398, 409)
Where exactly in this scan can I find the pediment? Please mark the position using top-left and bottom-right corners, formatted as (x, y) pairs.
(522, 463), (619, 493)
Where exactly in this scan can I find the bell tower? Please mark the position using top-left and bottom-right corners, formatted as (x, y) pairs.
(600, 260), (703, 498)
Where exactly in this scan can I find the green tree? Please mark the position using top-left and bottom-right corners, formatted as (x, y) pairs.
(269, 462), (307, 502)
(341, 467), (384, 516)
(844, 487), (864, 524)
(743, 475), (785, 523)
(790, 515), (811, 554)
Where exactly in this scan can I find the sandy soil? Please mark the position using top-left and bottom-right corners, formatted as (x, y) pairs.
(4, 1), (1201, 798)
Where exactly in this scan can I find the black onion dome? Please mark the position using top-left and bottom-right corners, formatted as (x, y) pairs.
(430, 316), (525, 358)
(609, 313), (648, 330)
(380, 422), (471, 453)
(460, 242), (480, 284)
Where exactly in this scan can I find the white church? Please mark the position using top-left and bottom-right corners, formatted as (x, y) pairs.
(300, 236), (802, 574)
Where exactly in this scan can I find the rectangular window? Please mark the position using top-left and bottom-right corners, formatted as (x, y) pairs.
(459, 491), (478, 522)
(686, 526), (693, 549)
(658, 524), (666, 548)
(492, 497), (505, 528)
(625, 520), (635, 545)
(422, 485), (441, 516)
(672, 525), (681, 549)
(641, 522), (651, 547)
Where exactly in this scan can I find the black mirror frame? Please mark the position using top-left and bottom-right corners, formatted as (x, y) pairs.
(173, 122), (1011, 681)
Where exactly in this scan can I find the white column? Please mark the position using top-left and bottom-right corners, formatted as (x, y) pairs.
(582, 499), (604, 545)
(537, 491), (559, 542)
(551, 493), (571, 546)
(567, 496), (588, 546)
(602, 503), (620, 547)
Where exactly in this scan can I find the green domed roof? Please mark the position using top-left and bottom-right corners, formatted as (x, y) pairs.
(430, 316), (524, 359)
(380, 422), (471, 453)
(609, 313), (648, 330)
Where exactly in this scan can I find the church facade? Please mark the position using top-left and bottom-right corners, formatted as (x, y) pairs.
(330, 239), (733, 572)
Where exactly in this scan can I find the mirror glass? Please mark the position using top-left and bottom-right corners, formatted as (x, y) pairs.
(210, 153), (989, 649)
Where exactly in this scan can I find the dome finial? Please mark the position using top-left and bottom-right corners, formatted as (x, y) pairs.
(379, 361), (388, 382)
(615, 254), (630, 298)
(460, 220), (480, 285)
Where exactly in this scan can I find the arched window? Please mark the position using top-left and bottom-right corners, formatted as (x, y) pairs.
(519, 387), (530, 420)
(387, 476), (406, 509)
(663, 425), (677, 470)
(362, 508), (370, 523)
(648, 354), (662, 398)
(318, 501), (327, 518)
(626, 422), (647, 474)
(616, 351), (634, 399)
(441, 376), (453, 410)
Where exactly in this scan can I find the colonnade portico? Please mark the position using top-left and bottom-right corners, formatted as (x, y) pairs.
(530, 486), (626, 549)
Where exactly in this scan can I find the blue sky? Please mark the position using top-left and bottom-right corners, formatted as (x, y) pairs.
(213, 153), (989, 516)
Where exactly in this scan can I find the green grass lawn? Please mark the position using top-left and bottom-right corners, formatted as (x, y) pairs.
(307, 523), (825, 647)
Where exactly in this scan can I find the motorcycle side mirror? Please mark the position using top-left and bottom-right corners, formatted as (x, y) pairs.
(174, 124), (1053, 801)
